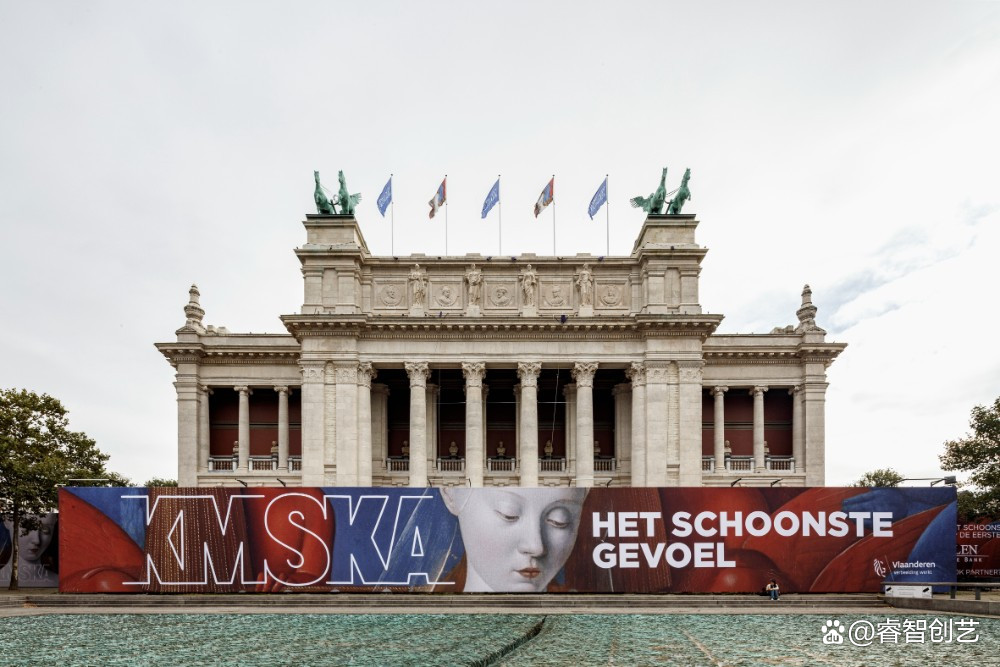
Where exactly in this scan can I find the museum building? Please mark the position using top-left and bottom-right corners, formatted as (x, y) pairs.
(156, 213), (845, 488)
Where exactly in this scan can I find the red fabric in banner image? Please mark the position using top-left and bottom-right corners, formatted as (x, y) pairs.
(741, 487), (869, 592)
(59, 490), (143, 592)
(810, 506), (944, 591)
(243, 488), (335, 592)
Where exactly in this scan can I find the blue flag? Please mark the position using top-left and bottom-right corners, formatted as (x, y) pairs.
(377, 176), (393, 217)
(481, 178), (500, 219)
(588, 177), (608, 220)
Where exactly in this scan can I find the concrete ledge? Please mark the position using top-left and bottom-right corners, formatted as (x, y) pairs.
(886, 596), (1000, 617)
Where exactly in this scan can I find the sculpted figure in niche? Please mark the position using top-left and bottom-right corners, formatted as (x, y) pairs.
(409, 264), (427, 307)
(466, 264), (482, 306)
(520, 264), (537, 307)
(576, 263), (594, 307)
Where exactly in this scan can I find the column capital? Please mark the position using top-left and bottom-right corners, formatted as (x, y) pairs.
(199, 384), (213, 395)
(234, 385), (251, 395)
(562, 382), (577, 398)
(612, 382), (631, 397)
(371, 382), (390, 397)
(357, 362), (377, 388)
(677, 360), (704, 383)
(646, 364), (671, 383)
(711, 386), (728, 396)
(789, 385), (802, 396)
(517, 361), (542, 387)
(626, 362), (646, 386)
(571, 361), (599, 388)
(299, 361), (326, 382)
(405, 361), (431, 388)
(751, 386), (769, 396)
(274, 385), (289, 395)
(462, 362), (487, 387)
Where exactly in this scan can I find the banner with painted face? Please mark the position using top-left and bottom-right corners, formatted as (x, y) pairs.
(58, 486), (956, 594)
(1, 513), (60, 587)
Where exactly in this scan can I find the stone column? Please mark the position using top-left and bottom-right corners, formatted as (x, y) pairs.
(174, 355), (200, 487)
(563, 383), (577, 476)
(712, 386), (728, 473)
(356, 363), (376, 486)
(426, 383), (439, 477)
(323, 365), (337, 476)
(517, 362), (542, 487)
(463, 362), (486, 487)
(372, 383), (390, 475)
(481, 384), (489, 476)
(803, 382), (828, 486)
(405, 362), (430, 487)
(644, 365), (669, 486)
(335, 364), (359, 487)
(791, 386), (803, 474)
(613, 383), (632, 478)
(573, 362), (598, 488)
(275, 386), (289, 471)
(626, 363), (646, 487)
(513, 383), (521, 461)
(236, 386), (251, 471)
(752, 386), (768, 472)
(677, 361), (704, 486)
(198, 385), (212, 479)
(299, 362), (327, 486)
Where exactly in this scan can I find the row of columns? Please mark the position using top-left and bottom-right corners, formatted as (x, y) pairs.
(194, 385), (294, 474)
(709, 385), (806, 474)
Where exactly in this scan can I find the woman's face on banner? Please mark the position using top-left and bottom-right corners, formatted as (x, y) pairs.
(18, 513), (56, 564)
(444, 488), (586, 592)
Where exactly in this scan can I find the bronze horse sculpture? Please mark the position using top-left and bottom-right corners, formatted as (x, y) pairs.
(336, 170), (362, 216)
(667, 168), (692, 215)
(629, 167), (668, 214)
(314, 170), (336, 215)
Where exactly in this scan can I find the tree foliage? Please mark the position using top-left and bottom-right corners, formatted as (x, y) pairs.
(0, 388), (122, 590)
(852, 467), (905, 487)
(941, 396), (1000, 520)
(144, 477), (178, 487)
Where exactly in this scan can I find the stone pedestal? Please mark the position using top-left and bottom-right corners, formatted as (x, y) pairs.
(578, 305), (594, 317)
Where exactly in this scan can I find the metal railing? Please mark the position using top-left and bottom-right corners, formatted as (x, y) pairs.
(208, 457), (236, 472)
(387, 458), (410, 473)
(594, 457), (616, 473)
(437, 457), (465, 472)
(488, 457), (516, 473)
(540, 458), (566, 473)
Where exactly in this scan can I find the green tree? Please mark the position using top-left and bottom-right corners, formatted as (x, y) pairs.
(852, 467), (905, 487)
(0, 388), (123, 590)
(144, 477), (178, 487)
(941, 396), (1000, 520)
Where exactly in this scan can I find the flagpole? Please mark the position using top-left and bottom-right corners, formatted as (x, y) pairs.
(552, 174), (556, 256)
(390, 173), (395, 256)
(605, 174), (609, 256)
(498, 174), (502, 256)
(444, 174), (449, 256)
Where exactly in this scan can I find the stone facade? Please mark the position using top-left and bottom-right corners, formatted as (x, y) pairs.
(157, 214), (845, 488)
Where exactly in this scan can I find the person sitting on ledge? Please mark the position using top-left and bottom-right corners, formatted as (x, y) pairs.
(766, 578), (780, 600)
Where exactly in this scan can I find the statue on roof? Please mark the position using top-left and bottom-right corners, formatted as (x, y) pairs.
(629, 167), (668, 214)
(667, 168), (692, 215)
(314, 171), (336, 215)
(335, 170), (362, 215)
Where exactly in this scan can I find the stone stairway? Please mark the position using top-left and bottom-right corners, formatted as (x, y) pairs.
(9, 593), (887, 610)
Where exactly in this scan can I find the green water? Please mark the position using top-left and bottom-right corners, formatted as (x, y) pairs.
(0, 613), (996, 666)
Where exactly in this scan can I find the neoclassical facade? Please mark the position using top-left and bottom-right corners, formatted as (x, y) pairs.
(157, 213), (845, 488)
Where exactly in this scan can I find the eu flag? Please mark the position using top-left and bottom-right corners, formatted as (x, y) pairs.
(481, 179), (500, 219)
(377, 176), (392, 217)
(588, 177), (607, 220)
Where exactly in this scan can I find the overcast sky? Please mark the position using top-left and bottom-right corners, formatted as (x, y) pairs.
(1, 1), (998, 486)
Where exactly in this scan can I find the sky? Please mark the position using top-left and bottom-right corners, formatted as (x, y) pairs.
(1, 1), (998, 486)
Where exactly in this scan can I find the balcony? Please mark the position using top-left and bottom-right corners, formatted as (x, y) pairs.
(288, 456), (302, 472)
(704, 455), (797, 474)
(250, 456), (277, 472)
(766, 456), (795, 472)
(540, 457), (566, 473)
(437, 457), (465, 473)
(725, 456), (754, 472)
(208, 456), (237, 472)
(387, 457), (410, 473)
(487, 457), (516, 473)
(594, 457), (616, 473)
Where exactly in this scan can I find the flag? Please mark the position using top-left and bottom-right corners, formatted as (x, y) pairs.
(588, 177), (607, 220)
(534, 177), (554, 218)
(481, 178), (500, 219)
(428, 177), (447, 219)
(377, 176), (392, 217)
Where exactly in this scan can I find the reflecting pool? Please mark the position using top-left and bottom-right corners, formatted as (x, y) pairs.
(0, 613), (996, 666)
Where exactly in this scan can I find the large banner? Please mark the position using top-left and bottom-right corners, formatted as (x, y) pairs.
(59, 486), (956, 594)
(1, 513), (60, 587)
(957, 520), (1000, 580)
